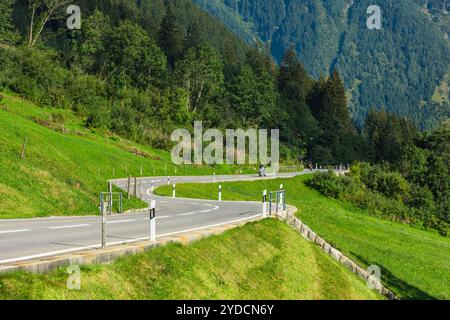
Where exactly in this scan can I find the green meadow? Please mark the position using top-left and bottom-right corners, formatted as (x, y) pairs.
(0, 219), (381, 300)
(155, 176), (450, 300)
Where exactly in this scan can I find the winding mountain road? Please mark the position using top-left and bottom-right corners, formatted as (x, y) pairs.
(0, 171), (314, 265)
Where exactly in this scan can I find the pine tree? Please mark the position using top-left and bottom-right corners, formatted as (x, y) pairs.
(0, 0), (16, 44)
(158, 7), (184, 67)
(278, 47), (313, 102)
(185, 21), (203, 50)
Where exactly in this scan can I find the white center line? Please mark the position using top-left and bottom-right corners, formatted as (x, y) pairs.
(178, 212), (197, 216)
(144, 216), (170, 220)
(0, 229), (31, 234)
(106, 219), (136, 224)
(48, 224), (91, 230)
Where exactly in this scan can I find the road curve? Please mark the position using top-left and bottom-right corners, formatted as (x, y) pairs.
(0, 171), (315, 265)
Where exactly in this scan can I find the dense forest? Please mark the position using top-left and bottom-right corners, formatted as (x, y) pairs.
(0, 0), (366, 163)
(0, 0), (448, 234)
(194, 0), (450, 130)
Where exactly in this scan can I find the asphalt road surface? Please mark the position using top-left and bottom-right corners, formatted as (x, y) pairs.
(0, 171), (315, 265)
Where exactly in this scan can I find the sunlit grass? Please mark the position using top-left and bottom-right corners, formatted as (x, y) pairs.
(155, 175), (450, 300)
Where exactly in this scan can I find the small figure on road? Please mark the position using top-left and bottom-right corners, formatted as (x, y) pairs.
(259, 164), (266, 177)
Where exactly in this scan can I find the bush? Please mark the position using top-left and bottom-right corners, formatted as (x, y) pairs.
(307, 170), (344, 198)
(351, 162), (410, 201)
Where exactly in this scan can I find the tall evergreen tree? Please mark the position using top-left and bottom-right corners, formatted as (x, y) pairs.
(321, 69), (354, 134)
(277, 48), (319, 158)
(278, 48), (313, 102)
(158, 6), (184, 67)
(185, 21), (203, 50)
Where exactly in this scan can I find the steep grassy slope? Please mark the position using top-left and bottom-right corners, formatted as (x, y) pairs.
(156, 175), (450, 300)
(0, 92), (251, 218)
(0, 219), (382, 300)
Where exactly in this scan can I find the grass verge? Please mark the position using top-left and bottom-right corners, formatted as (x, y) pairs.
(155, 175), (450, 300)
(0, 92), (253, 218)
(0, 219), (381, 300)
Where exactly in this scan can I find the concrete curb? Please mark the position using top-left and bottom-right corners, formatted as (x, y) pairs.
(0, 216), (264, 274)
(276, 208), (399, 300)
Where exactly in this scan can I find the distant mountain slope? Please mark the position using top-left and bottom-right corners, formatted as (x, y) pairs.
(193, 0), (450, 129)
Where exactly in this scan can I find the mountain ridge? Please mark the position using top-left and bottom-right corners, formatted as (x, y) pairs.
(192, 0), (450, 129)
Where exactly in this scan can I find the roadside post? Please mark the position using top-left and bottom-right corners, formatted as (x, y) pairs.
(262, 190), (267, 217)
(213, 172), (216, 182)
(101, 198), (107, 249)
(218, 185), (222, 202)
(119, 193), (122, 213)
(149, 200), (156, 241)
(279, 184), (284, 207)
(173, 184), (176, 198)
(151, 180), (154, 193)
(134, 177), (137, 197)
(108, 181), (112, 193)
(269, 192), (273, 215)
(276, 191), (279, 213)
(127, 176), (131, 199)
(167, 176), (170, 185)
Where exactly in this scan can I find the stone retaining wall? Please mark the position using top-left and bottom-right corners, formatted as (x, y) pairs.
(276, 208), (398, 300)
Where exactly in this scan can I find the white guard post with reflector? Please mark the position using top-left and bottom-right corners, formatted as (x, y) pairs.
(149, 200), (156, 241)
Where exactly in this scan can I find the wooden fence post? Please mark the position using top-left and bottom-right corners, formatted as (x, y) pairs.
(20, 137), (28, 159)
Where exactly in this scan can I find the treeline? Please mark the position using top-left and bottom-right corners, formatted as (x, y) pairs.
(0, 0), (361, 163)
(309, 122), (450, 235)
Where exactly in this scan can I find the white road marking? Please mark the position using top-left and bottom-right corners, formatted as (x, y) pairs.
(178, 212), (197, 216)
(0, 214), (262, 265)
(48, 224), (90, 230)
(106, 219), (136, 224)
(144, 216), (170, 220)
(0, 229), (30, 234)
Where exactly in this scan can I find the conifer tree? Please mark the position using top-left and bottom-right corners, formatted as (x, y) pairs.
(158, 6), (184, 67)
(0, 0), (16, 44)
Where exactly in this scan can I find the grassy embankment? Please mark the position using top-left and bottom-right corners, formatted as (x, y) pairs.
(0, 92), (253, 218)
(155, 176), (450, 300)
(0, 219), (382, 300)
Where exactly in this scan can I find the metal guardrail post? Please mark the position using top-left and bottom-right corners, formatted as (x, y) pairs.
(276, 192), (279, 213)
(269, 192), (272, 215)
(119, 193), (122, 213)
(262, 190), (267, 217)
(101, 197), (106, 249)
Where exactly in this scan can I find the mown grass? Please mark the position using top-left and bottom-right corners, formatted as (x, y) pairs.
(0, 92), (253, 218)
(0, 219), (382, 300)
(155, 175), (450, 300)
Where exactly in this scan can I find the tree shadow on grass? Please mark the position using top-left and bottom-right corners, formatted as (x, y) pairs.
(350, 252), (438, 300)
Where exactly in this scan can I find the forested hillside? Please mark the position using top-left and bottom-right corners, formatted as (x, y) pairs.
(0, 0), (368, 164)
(0, 0), (449, 167)
(193, 0), (450, 129)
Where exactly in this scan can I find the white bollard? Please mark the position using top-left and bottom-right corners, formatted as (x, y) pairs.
(150, 180), (154, 193)
(149, 200), (156, 241)
(167, 177), (170, 185)
(262, 190), (267, 217)
(173, 184), (176, 198)
(218, 185), (222, 202)
(279, 184), (284, 207)
(213, 172), (216, 182)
